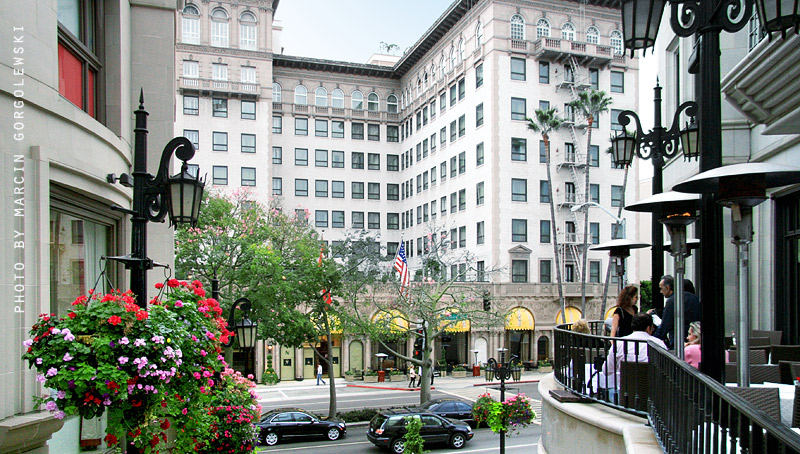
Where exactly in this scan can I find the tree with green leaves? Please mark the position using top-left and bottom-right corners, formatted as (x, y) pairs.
(527, 108), (567, 323)
(569, 89), (614, 315)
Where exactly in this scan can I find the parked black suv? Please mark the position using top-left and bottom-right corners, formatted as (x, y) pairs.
(416, 398), (476, 427)
(367, 409), (473, 453)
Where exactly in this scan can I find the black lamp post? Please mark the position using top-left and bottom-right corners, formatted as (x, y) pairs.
(107, 91), (204, 309)
(610, 85), (698, 321)
(223, 297), (258, 377)
(486, 348), (513, 454)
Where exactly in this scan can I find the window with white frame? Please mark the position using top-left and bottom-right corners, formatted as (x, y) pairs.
(241, 167), (256, 186)
(586, 26), (600, 44)
(315, 87), (328, 106)
(183, 129), (199, 150)
(331, 89), (344, 108)
(241, 66), (256, 84)
(212, 63), (227, 81)
(476, 21), (484, 46)
(212, 166), (228, 185)
(536, 18), (550, 38)
(239, 12), (257, 50)
(210, 8), (229, 47)
(273, 83), (281, 102)
(440, 55), (446, 78)
(295, 85), (307, 105)
(457, 38), (465, 62)
(368, 93), (379, 111)
(611, 30), (624, 55)
(511, 14), (526, 40)
(387, 94), (398, 113)
(450, 47), (456, 70)
(352, 91), (364, 110)
(181, 4), (200, 44)
(183, 60), (199, 78)
(562, 22), (576, 41)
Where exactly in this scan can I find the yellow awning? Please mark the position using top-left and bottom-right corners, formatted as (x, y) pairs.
(372, 310), (409, 333)
(439, 311), (471, 333)
(505, 307), (535, 331)
(604, 306), (618, 322)
(556, 306), (582, 324)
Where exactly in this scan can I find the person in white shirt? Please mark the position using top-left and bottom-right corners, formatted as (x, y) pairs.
(602, 312), (667, 391)
(316, 363), (326, 385)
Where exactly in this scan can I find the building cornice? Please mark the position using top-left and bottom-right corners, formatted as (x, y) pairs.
(273, 54), (397, 79)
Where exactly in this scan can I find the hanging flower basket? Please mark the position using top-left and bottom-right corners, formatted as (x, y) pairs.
(485, 393), (535, 435)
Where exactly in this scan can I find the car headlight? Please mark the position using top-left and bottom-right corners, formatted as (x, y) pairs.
(338, 423), (345, 428)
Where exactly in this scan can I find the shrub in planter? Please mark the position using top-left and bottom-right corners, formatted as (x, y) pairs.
(363, 369), (378, 382)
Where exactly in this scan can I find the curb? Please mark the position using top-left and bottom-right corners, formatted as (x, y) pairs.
(472, 379), (540, 386)
(346, 384), (436, 391)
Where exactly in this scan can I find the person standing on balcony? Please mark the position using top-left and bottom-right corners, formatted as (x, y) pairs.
(651, 275), (701, 349)
(610, 285), (639, 337)
(602, 313), (667, 393)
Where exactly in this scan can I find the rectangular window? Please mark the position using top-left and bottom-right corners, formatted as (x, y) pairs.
(315, 210), (328, 228)
(540, 260), (552, 283)
(295, 117), (308, 135)
(241, 167), (256, 186)
(387, 213), (399, 230)
(590, 222), (600, 244)
(511, 57), (526, 80)
(387, 125), (399, 142)
(539, 100), (550, 111)
(477, 221), (485, 244)
(352, 182), (364, 199)
(272, 115), (282, 134)
(511, 97), (526, 120)
(315, 149), (328, 167)
(477, 261), (485, 281)
(295, 148), (308, 166)
(423, 107), (429, 125)
(212, 132), (228, 151)
(183, 60), (198, 78)
(368, 124), (380, 141)
(272, 177), (282, 195)
(459, 226), (466, 248)
(511, 137), (527, 161)
(368, 212), (380, 229)
(352, 122), (364, 140)
(611, 109), (623, 131)
(57, 1), (102, 119)
(241, 134), (256, 153)
(332, 120), (344, 138)
(539, 61), (550, 83)
(387, 154), (399, 171)
(611, 71), (624, 93)
(540, 180), (551, 203)
(423, 172), (429, 190)
(332, 150), (344, 168)
(241, 100), (256, 120)
(540, 220), (551, 243)
(539, 140), (547, 163)
(387, 183), (399, 200)
(430, 167), (437, 186)
(332, 180), (345, 198)
(352, 152), (364, 169)
(272, 146), (282, 164)
(440, 162), (447, 180)
(589, 145), (600, 167)
(450, 120), (457, 142)
(212, 63), (228, 81)
(183, 95), (199, 115)
(450, 84), (457, 105)
(212, 98), (227, 117)
(458, 78), (466, 100)
(450, 192), (457, 213)
(458, 151), (466, 174)
(476, 182), (485, 205)
(611, 185), (624, 207)
(440, 127), (447, 145)
(590, 261), (601, 283)
(590, 183), (600, 203)
(458, 114), (466, 137)
(511, 179), (527, 201)
(315, 119), (328, 137)
(450, 228), (458, 249)
(212, 166), (228, 185)
(368, 153), (380, 170)
(511, 260), (528, 283)
(352, 211), (364, 229)
(315, 179), (328, 197)
(295, 179), (308, 196)
(332, 211), (345, 228)
(440, 197), (447, 215)
(476, 103), (484, 127)
(476, 63), (484, 88)
(450, 157), (457, 177)
(184, 129), (199, 150)
(368, 182), (380, 200)
(476, 142), (485, 166)
(512, 219), (527, 242)
(590, 68), (599, 90)
(430, 133), (437, 152)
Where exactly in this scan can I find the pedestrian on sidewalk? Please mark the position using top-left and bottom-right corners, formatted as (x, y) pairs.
(408, 366), (417, 388)
(316, 364), (326, 385)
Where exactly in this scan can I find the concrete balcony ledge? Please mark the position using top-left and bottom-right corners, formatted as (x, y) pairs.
(0, 411), (64, 454)
(538, 374), (662, 454)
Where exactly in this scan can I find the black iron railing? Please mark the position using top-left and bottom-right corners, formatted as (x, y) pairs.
(554, 322), (800, 453)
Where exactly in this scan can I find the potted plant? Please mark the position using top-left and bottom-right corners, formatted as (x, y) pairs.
(344, 369), (357, 381)
(363, 369), (379, 383)
(472, 392), (496, 428)
(538, 359), (553, 373)
(486, 393), (536, 435)
(263, 354), (279, 385)
(390, 369), (406, 382)
(451, 365), (467, 378)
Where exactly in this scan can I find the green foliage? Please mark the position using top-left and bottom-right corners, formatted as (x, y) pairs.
(335, 407), (380, 423)
(568, 89), (614, 125)
(486, 394), (535, 435)
(364, 369), (378, 376)
(403, 416), (428, 454)
(472, 393), (496, 428)
(639, 280), (653, 313)
(538, 359), (552, 367)
(452, 366), (466, 371)
(390, 369), (405, 375)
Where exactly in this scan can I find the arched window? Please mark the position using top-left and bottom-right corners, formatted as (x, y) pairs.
(181, 4), (200, 44)
(449, 46), (456, 70)
(352, 90), (363, 110)
(476, 21), (484, 46)
(331, 89), (344, 108)
(416, 78), (422, 97)
(367, 92), (379, 111)
(610, 30), (623, 55)
(315, 87), (328, 106)
(210, 8), (229, 48)
(423, 71), (429, 90)
(272, 83), (281, 103)
(430, 63), (436, 82)
(239, 11), (257, 50)
(536, 18), (550, 38)
(457, 38), (465, 62)
(387, 94), (398, 113)
(294, 85), (307, 105)
(562, 23), (576, 41)
(511, 14), (525, 40)
(586, 26), (600, 44)
(440, 55), (446, 78)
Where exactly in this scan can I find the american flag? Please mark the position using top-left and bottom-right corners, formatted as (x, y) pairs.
(394, 242), (410, 295)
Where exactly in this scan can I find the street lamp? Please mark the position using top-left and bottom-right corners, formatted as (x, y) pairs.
(223, 297), (258, 377)
(673, 162), (800, 384)
(609, 84), (698, 322)
(486, 348), (513, 454)
(754, 0), (800, 34)
(589, 239), (651, 294)
(107, 92), (205, 308)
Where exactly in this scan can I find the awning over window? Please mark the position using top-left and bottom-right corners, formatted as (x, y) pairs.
(556, 306), (582, 324)
(505, 307), (535, 330)
(372, 310), (409, 333)
(439, 311), (471, 333)
(604, 306), (617, 322)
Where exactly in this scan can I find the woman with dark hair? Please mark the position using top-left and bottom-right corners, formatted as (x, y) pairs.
(610, 285), (638, 337)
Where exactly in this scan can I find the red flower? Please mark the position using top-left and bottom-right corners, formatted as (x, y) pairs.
(135, 310), (149, 321)
(72, 296), (88, 306)
(167, 279), (180, 288)
(107, 315), (122, 326)
(192, 280), (203, 288)
(104, 433), (118, 446)
(155, 282), (164, 289)
(160, 419), (170, 430)
(67, 312), (76, 319)
(124, 302), (139, 312)
(194, 287), (206, 297)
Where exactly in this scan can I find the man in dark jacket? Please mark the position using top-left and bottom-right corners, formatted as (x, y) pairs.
(653, 275), (701, 348)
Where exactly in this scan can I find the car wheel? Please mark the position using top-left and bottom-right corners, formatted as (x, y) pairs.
(263, 432), (279, 446)
(326, 428), (341, 441)
(450, 433), (467, 449)
(390, 437), (406, 454)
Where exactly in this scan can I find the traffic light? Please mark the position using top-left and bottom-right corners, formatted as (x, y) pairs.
(483, 292), (491, 311)
(413, 329), (423, 359)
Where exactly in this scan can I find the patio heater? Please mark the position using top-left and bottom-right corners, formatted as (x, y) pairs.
(625, 191), (700, 359)
(674, 163), (800, 385)
(589, 239), (651, 295)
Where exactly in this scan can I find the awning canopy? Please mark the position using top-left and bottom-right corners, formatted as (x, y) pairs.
(505, 307), (535, 331)
(604, 306), (618, 322)
(439, 311), (471, 333)
(372, 310), (409, 333)
(556, 306), (582, 324)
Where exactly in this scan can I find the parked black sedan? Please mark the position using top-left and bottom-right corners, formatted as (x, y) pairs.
(256, 409), (346, 446)
(416, 399), (476, 427)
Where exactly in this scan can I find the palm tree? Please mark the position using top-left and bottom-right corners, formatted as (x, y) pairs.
(527, 108), (567, 323)
(569, 89), (613, 316)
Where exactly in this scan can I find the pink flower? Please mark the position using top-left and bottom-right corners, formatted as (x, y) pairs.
(181, 408), (188, 415)
(200, 350), (207, 357)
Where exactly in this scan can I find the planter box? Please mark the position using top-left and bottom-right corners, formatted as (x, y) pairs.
(451, 370), (467, 378)
(364, 375), (378, 383)
(344, 374), (355, 381)
(390, 374), (406, 382)
(538, 366), (553, 373)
